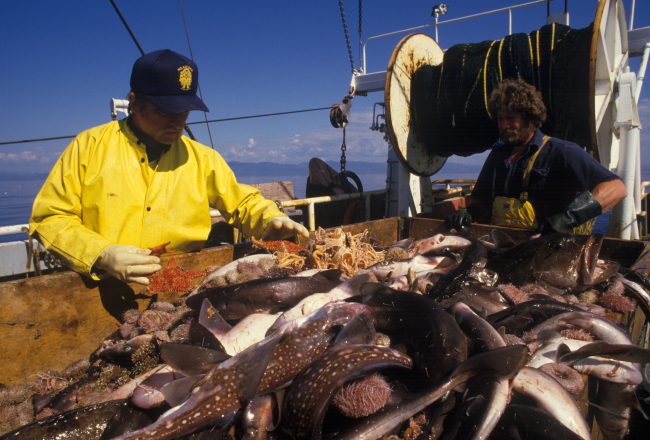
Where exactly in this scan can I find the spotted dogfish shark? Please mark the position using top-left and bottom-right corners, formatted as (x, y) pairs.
(161, 300), (375, 399)
(260, 301), (375, 394)
(128, 301), (374, 439)
(110, 325), (287, 440)
(323, 345), (528, 440)
(281, 344), (413, 440)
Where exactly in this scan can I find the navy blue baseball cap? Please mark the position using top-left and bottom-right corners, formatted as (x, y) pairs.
(130, 49), (209, 114)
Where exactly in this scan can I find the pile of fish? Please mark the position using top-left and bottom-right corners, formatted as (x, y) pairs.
(2, 229), (650, 440)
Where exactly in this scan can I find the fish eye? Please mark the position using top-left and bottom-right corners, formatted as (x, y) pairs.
(381, 261), (390, 266)
(553, 243), (563, 250)
(442, 247), (451, 253)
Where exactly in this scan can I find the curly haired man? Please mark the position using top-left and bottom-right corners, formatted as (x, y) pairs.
(447, 78), (627, 234)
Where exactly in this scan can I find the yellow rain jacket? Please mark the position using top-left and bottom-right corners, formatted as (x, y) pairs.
(29, 119), (286, 279)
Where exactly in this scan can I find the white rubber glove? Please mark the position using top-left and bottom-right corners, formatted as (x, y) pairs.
(94, 245), (162, 286)
(261, 217), (310, 241)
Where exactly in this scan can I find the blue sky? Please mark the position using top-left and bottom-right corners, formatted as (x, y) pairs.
(0, 0), (648, 174)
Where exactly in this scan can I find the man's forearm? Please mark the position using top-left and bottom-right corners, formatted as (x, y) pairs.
(591, 179), (628, 213)
(30, 219), (113, 278)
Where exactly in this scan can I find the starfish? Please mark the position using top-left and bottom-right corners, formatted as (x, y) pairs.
(148, 241), (175, 257)
(147, 256), (206, 294)
(251, 236), (307, 253)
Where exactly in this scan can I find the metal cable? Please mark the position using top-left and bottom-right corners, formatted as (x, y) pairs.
(1, 107), (332, 146)
(0, 135), (76, 146)
(185, 107), (331, 125)
(108, 0), (196, 141)
(109, 0), (145, 55)
(178, 0), (215, 149)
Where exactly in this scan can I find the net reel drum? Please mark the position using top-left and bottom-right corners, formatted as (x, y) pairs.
(385, 0), (629, 177)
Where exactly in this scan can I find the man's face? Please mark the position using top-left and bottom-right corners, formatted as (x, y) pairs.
(129, 94), (189, 146)
(497, 111), (535, 147)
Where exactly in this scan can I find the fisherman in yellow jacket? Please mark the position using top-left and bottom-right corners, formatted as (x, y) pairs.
(29, 49), (308, 286)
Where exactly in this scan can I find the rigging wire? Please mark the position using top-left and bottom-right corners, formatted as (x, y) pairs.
(109, 0), (145, 56)
(108, 0), (198, 141)
(178, 0), (215, 149)
(0, 135), (76, 146)
(185, 107), (331, 125)
(3, 3), (331, 148)
(0, 107), (332, 146)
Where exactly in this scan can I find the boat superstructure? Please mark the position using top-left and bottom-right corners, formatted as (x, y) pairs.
(0, 3), (650, 438)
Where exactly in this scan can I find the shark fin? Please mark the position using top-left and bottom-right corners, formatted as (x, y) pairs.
(198, 298), (231, 337)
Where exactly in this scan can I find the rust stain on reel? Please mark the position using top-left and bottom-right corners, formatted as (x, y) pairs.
(385, 33), (446, 177)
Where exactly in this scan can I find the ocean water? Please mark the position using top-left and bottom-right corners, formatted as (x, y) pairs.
(0, 169), (645, 244)
(0, 172), (391, 244)
(0, 175), (49, 244)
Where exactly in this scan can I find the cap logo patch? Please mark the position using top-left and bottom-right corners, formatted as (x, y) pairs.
(178, 65), (193, 90)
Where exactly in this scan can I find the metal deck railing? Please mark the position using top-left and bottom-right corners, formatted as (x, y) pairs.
(352, 0), (555, 94)
(0, 189), (388, 278)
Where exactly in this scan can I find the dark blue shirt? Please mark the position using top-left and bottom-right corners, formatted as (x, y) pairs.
(470, 129), (621, 222)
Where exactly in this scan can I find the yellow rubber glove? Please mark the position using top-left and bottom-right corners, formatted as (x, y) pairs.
(94, 245), (162, 286)
(262, 217), (310, 241)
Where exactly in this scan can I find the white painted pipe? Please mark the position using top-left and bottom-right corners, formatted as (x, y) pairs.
(308, 202), (315, 232)
(627, 127), (642, 240)
(397, 161), (422, 218)
(636, 43), (650, 104)
(635, 130), (642, 213)
(0, 224), (29, 236)
(613, 108), (640, 240)
(280, 189), (387, 208)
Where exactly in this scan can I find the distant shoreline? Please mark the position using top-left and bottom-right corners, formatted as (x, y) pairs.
(0, 160), (483, 180)
(0, 172), (50, 181)
(225, 160), (482, 177)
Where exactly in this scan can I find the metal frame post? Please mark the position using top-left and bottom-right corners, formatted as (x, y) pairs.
(609, 72), (642, 239)
(397, 160), (422, 218)
(386, 142), (400, 218)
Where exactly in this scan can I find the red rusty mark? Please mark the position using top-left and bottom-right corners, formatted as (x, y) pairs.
(62, 319), (80, 333)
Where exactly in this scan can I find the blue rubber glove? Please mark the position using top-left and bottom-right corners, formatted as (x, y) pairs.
(536, 191), (602, 234)
(446, 207), (473, 230)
